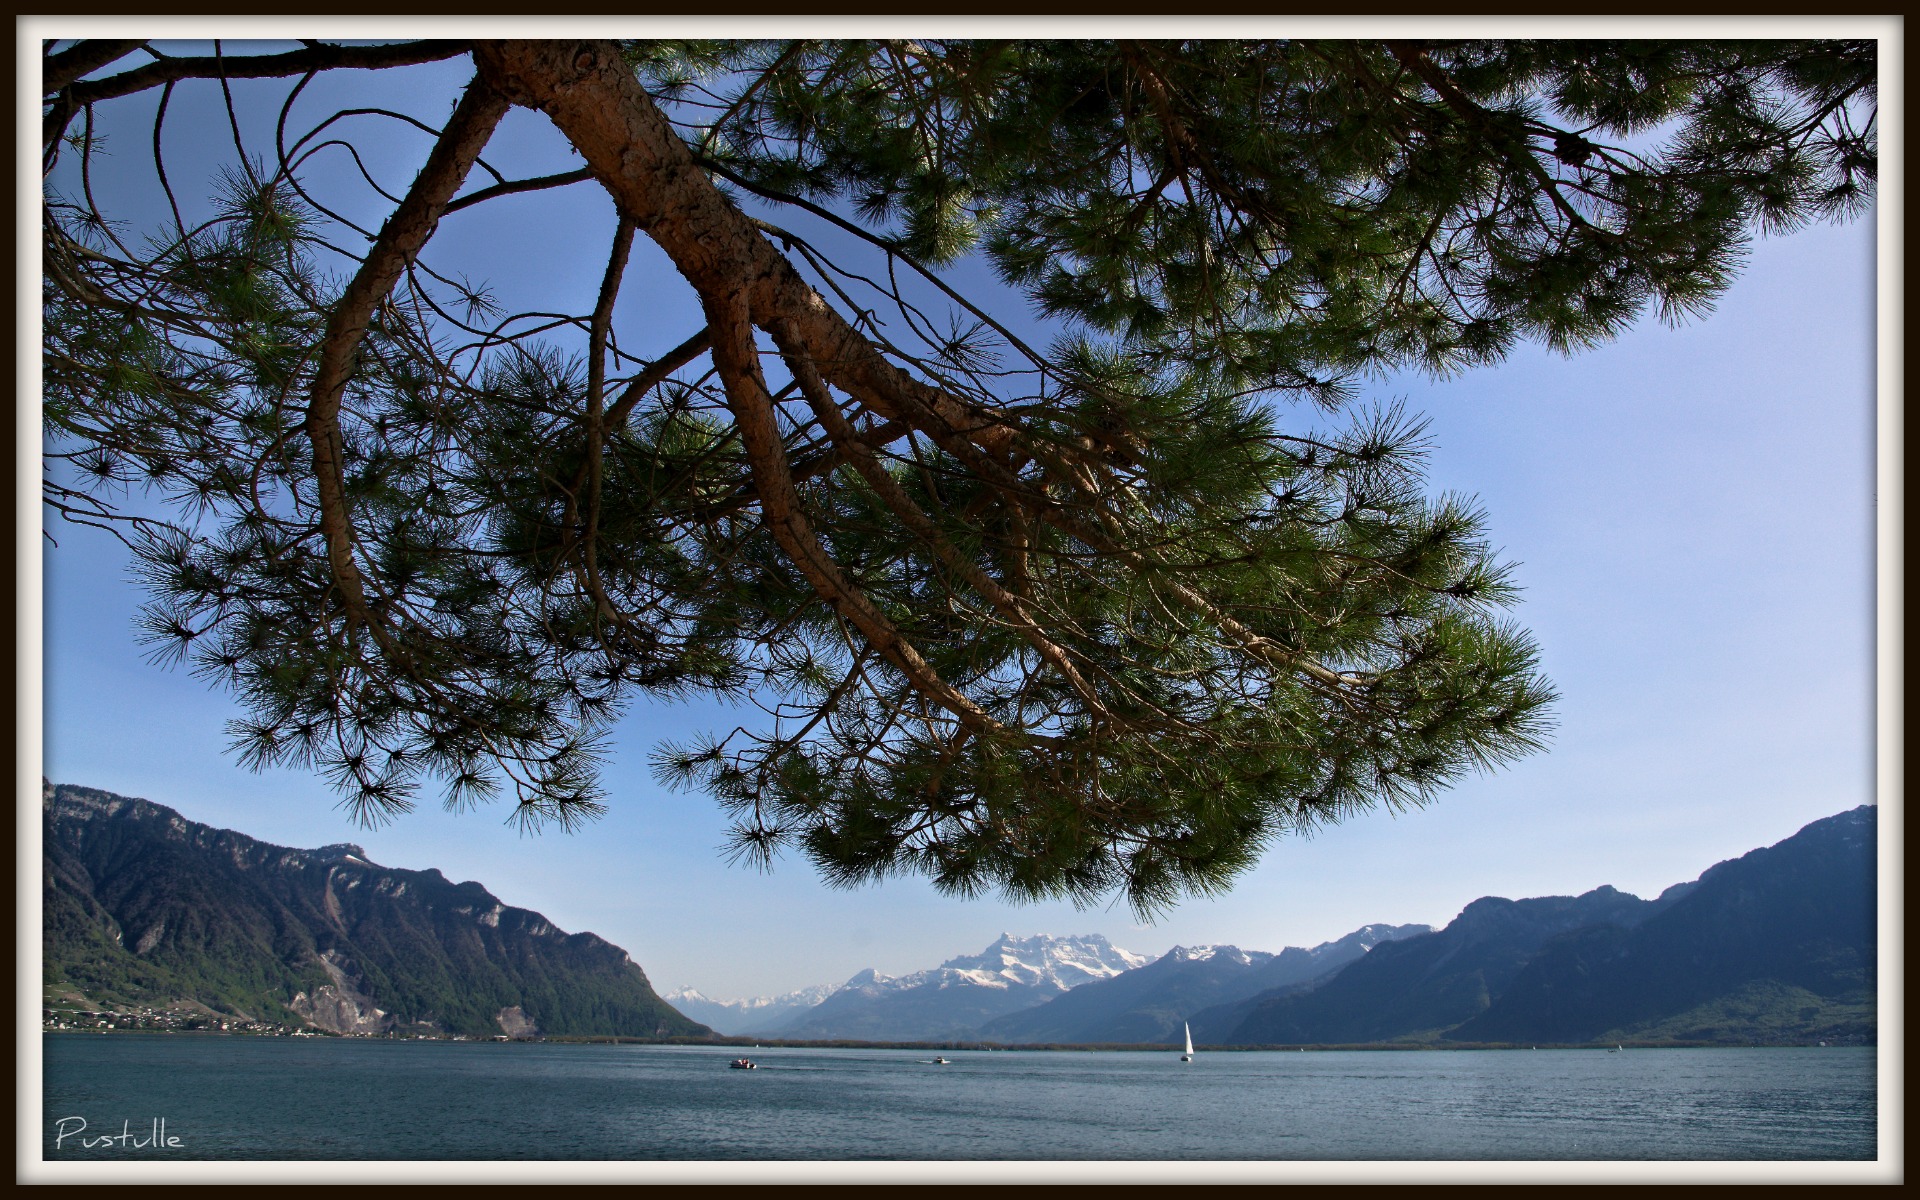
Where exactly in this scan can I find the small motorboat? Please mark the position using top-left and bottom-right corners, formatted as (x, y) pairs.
(729, 1057), (758, 1070)
(932, 1056), (951, 1065)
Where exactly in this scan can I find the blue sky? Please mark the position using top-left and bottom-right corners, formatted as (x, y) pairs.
(31, 36), (1883, 1001)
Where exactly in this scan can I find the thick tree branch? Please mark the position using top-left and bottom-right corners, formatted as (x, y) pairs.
(468, 40), (1017, 461)
(703, 289), (1001, 735)
(54, 40), (471, 108)
(774, 321), (1115, 722)
(579, 218), (636, 618)
(43, 39), (148, 94)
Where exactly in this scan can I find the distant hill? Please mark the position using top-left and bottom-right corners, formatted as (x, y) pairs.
(1221, 806), (1876, 1047)
(1219, 886), (1676, 1045)
(661, 983), (839, 1037)
(979, 924), (1431, 1046)
(1450, 806), (1877, 1045)
(42, 782), (711, 1040)
(772, 933), (1151, 1042)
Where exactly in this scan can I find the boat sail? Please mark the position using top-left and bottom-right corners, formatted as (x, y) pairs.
(1181, 1023), (1194, 1063)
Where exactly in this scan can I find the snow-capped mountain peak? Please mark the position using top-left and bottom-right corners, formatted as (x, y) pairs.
(771, 932), (1154, 1041)
(927, 932), (1150, 993)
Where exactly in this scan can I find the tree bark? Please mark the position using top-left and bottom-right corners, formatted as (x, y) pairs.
(56, 40), (471, 107)
(42, 39), (148, 94)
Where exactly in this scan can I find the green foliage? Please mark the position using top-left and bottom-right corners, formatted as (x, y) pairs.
(1600, 981), (1876, 1046)
(679, 39), (1873, 375)
(41, 39), (1874, 912)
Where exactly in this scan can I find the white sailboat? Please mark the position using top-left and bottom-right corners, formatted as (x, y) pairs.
(1181, 1023), (1194, 1063)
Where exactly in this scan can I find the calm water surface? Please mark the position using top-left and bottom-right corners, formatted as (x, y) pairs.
(42, 1035), (1875, 1161)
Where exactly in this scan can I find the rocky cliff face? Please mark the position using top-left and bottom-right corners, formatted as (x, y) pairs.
(495, 1005), (541, 1038)
(287, 951), (393, 1035)
(42, 781), (712, 1040)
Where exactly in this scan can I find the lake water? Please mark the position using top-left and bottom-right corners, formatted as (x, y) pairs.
(40, 1035), (1876, 1169)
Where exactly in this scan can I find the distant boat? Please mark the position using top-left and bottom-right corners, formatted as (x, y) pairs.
(729, 1057), (757, 1070)
(932, 1056), (951, 1065)
(1181, 1023), (1194, 1063)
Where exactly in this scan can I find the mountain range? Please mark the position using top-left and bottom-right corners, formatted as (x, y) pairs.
(42, 782), (708, 1040)
(42, 780), (1876, 1048)
(1202, 885), (1687, 1045)
(661, 983), (841, 1037)
(769, 933), (1152, 1042)
(677, 806), (1876, 1047)
(977, 924), (1431, 1046)
(1215, 805), (1875, 1046)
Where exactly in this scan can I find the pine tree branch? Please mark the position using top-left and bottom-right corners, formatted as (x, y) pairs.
(603, 327), (713, 434)
(442, 166), (595, 216)
(577, 218), (636, 628)
(703, 288), (1003, 737)
(469, 40), (1018, 463)
(53, 40), (471, 108)
(1384, 41), (1614, 241)
(303, 74), (508, 639)
(42, 39), (148, 93)
(773, 320), (1119, 725)
(695, 154), (1057, 382)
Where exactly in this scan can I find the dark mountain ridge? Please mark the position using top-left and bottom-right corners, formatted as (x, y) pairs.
(46, 780), (1873, 1049)
(1220, 806), (1876, 1047)
(1214, 885), (1678, 1044)
(42, 782), (710, 1040)
(1451, 805), (1876, 1045)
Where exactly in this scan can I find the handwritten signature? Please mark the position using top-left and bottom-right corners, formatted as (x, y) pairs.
(51, 1118), (183, 1151)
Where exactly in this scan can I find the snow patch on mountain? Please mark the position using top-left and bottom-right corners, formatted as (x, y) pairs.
(1339, 923), (1430, 951)
(1162, 944), (1271, 967)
